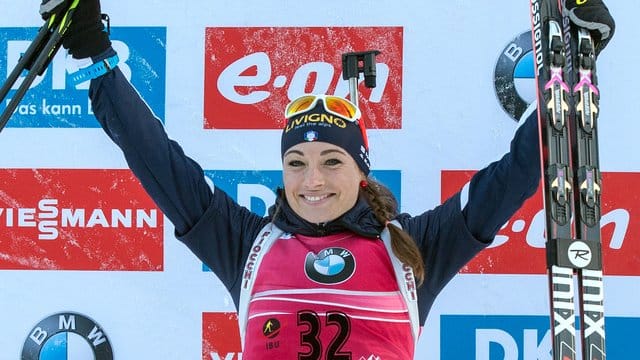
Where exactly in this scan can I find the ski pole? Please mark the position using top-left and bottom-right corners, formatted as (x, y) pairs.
(0, 0), (80, 133)
(0, 24), (52, 108)
(341, 50), (381, 107)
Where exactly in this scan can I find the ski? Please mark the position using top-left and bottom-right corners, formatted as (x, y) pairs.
(529, 0), (606, 359)
(570, 24), (606, 360)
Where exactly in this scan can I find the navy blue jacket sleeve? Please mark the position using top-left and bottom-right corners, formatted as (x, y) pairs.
(398, 111), (541, 322)
(89, 63), (268, 289)
(462, 110), (541, 242)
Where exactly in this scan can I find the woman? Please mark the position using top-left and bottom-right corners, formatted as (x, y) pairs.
(41, 0), (614, 358)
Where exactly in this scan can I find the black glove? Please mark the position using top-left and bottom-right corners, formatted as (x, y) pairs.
(39, 0), (111, 59)
(564, 0), (615, 56)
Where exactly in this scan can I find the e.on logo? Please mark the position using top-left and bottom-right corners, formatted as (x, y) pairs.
(202, 312), (242, 360)
(0, 169), (163, 271)
(441, 171), (640, 275)
(204, 27), (403, 129)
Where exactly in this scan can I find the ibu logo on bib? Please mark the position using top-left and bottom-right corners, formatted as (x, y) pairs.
(304, 247), (355, 284)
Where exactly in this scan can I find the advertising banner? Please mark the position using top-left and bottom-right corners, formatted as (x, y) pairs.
(0, 1), (637, 359)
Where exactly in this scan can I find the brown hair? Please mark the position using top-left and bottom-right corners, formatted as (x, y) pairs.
(360, 177), (425, 286)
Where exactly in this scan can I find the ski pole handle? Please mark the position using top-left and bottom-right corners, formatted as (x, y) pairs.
(341, 50), (381, 107)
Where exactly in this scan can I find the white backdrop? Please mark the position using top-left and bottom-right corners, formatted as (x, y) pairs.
(0, 1), (638, 359)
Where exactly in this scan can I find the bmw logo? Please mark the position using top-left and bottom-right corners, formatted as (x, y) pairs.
(21, 312), (113, 360)
(494, 30), (537, 122)
(304, 247), (356, 284)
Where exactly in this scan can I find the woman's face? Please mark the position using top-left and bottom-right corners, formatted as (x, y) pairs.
(283, 141), (365, 224)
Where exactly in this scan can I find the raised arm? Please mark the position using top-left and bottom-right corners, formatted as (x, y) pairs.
(44, 0), (269, 289)
(462, 107), (541, 242)
(400, 107), (541, 301)
(89, 54), (213, 236)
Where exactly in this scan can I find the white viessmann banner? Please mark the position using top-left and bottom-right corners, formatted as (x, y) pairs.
(0, 1), (638, 359)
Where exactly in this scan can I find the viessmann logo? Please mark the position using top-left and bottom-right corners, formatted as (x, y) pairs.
(0, 169), (163, 270)
(204, 27), (403, 129)
(0, 27), (166, 127)
(442, 170), (640, 275)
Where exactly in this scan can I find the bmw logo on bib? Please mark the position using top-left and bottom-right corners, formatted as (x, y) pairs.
(304, 247), (356, 284)
(21, 312), (113, 360)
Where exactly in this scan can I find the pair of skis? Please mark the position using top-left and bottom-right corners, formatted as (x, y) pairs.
(0, 0), (81, 132)
(530, 0), (606, 359)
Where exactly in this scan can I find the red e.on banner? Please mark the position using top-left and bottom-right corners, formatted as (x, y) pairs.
(0, 169), (163, 271)
(204, 27), (403, 130)
(441, 170), (640, 275)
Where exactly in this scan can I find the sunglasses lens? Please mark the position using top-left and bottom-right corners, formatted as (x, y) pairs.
(285, 95), (316, 118)
(324, 96), (358, 119)
(285, 95), (359, 121)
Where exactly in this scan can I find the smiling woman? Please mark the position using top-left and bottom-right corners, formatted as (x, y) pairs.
(282, 143), (364, 224)
(42, 0), (616, 358)
(278, 94), (425, 297)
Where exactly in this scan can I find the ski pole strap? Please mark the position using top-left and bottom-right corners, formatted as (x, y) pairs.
(69, 54), (119, 85)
